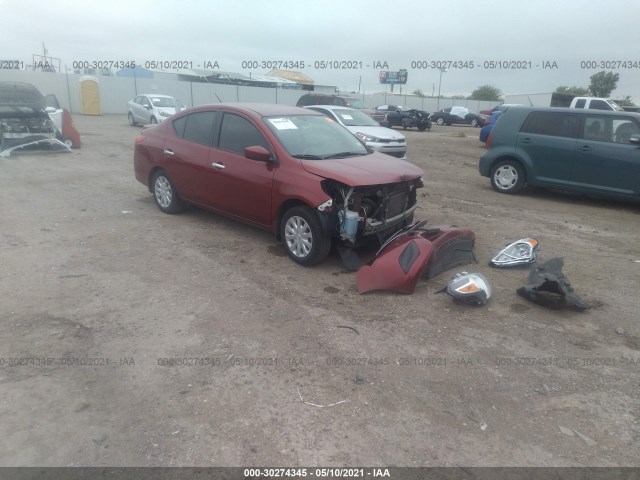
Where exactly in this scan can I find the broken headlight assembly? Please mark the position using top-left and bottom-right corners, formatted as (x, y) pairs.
(490, 238), (538, 267)
(442, 272), (492, 305)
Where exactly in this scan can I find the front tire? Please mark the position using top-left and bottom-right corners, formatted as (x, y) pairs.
(128, 112), (136, 126)
(490, 160), (526, 194)
(152, 170), (184, 213)
(150, 116), (158, 125)
(280, 206), (331, 266)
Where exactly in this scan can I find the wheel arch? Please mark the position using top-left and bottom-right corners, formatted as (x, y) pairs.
(275, 199), (311, 240)
(148, 166), (167, 193)
(489, 155), (530, 182)
(274, 198), (336, 241)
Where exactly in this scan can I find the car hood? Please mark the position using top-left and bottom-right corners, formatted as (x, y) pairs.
(300, 154), (423, 186)
(345, 125), (405, 141)
(0, 82), (46, 110)
(156, 107), (176, 114)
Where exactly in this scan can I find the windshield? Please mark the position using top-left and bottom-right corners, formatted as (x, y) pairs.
(263, 114), (369, 159)
(343, 98), (367, 109)
(332, 108), (379, 127)
(150, 97), (176, 108)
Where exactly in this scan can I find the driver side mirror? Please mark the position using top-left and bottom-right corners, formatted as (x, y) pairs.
(629, 135), (640, 145)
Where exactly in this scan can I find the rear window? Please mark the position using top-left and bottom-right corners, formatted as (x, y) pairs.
(589, 100), (612, 110)
(521, 112), (579, 138)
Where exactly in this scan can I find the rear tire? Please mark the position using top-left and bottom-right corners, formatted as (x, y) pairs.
(151, 170), (184, 213)
(490, 160), (526, 194)
(436, 117), (445, 126)
(280, 206), (331, 266)
(470, 118), (479, 127)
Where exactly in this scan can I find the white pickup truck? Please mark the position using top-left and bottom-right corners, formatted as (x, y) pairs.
(569, 97), (623, 111)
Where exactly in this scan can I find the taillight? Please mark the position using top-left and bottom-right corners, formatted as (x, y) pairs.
(135, 134), (145, 144)
(486, 131), (493, 149)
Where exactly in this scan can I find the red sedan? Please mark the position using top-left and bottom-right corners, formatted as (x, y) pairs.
(134, 103), (423, 265)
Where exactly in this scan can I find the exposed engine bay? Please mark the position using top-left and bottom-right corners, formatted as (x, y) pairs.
(321, 178), (420, 244)
(0, 82), (75, 157)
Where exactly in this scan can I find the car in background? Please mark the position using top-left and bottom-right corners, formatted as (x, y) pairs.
(306, 105), (407, 159)
(569, 97), (623, 111)
(128, 94), (179, 125)
(479, 110), (504, 147)
(134, 103), (423, 266)
(374, 104), (432, 131)
(0, 81), (79, 156)
(479, 103), (521, 116)
(296, 93), (387, 125)
(479, 106), (640, 199)
(430, 107), (487, 127)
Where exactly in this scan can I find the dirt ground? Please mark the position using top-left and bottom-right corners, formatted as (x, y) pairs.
(1, 114), (639, 468)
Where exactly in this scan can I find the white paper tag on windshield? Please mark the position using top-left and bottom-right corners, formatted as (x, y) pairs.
(268, 118), (298, 130)
(340, 114), (353, 120)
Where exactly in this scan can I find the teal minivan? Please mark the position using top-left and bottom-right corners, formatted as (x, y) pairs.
(479, 107), (640, 199)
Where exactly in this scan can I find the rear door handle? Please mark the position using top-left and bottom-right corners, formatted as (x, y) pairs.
(211, 162), (225, 170)
(163, 149), (174, 156)
(577, 145), (593, 152)
(521, 138), (532, 144)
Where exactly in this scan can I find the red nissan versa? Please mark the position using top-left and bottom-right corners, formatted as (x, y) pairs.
(133, 103), (424, 266)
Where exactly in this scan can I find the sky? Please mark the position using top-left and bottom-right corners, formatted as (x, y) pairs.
(2, 0), (640, 101)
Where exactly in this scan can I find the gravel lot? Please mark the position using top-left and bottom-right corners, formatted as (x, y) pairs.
(1, 114), (639, 467)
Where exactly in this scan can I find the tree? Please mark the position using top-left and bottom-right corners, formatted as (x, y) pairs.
(468, 85), (502, 101)
(412, 89), (426, 98)
(589, 71), (619, 97)
(555, 85), (590, 95)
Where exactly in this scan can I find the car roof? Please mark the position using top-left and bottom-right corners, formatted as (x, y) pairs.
(305, 105), (355, 111)
(139, 94), (174, 98)
(508, 106), (640, 118)
(188, 103), (321, 117)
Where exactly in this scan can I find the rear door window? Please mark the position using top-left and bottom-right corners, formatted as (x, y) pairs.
(589, 100), (611, 110)
(182, 111), (217, 145)
(522, 112), (579, 138)
(172, 115), (188, 138)
(574, 99), (586, 108)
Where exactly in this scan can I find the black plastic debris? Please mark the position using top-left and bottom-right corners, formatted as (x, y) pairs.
(517, 258), (591, 310)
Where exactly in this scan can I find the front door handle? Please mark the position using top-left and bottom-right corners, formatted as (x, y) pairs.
(577, 145), (593, 152)
(163, 149), (174, 156)
(521, 138), (532, 144)
(211, 162), (225, 170)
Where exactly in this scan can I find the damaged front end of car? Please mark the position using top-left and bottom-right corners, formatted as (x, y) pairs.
(0, 82), (71, 157)
(320, 177), (421, 246)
